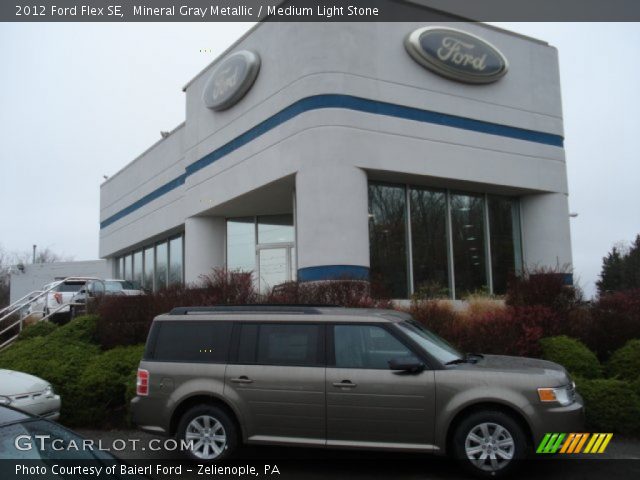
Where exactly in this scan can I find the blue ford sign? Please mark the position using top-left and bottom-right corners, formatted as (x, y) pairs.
(203, 50), (260, 111)
(405, 27), (508, 84)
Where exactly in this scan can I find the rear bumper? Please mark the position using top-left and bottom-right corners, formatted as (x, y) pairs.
(130, 396), (168, 435)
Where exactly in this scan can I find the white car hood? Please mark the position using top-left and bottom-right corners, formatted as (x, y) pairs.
(0, 369), (48, 396)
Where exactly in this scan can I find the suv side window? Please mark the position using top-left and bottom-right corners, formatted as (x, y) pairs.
(151, 321), (232, 363)
(333, 324), (415, 369)
(237, 323), (322, 366)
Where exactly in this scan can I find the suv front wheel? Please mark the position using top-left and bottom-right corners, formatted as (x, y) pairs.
(177, 405), (238, 461)
(452, 410), (528, 477)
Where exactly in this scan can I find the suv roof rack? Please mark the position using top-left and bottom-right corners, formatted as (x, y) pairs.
(168, 304), (343, 315)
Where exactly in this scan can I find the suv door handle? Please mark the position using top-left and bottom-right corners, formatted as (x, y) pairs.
(332, 380), (357, 388)
(230, 376), (254, 384)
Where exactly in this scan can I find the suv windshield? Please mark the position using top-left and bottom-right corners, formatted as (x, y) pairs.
(105, 280), (136, 292)
(55, 282), (84, 293)
(397, 320), (462, 365)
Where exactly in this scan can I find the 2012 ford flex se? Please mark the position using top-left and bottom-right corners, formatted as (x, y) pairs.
(131, 306), (584, 475)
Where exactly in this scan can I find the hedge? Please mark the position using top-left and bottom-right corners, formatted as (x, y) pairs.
(0, 315), (143, 427)
(17, 321), (58, 340)
(607, 339), (640, 381)
(539, 336), (603, 379)
(577, 378), (640, 435)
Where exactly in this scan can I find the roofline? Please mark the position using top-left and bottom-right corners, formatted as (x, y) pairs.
(182, 22), (261, 92)
(101, 121), (186, 188)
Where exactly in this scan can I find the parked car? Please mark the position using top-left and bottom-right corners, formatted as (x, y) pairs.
(0, 370), (61, 420)
(30, 279), (87, 322)
(69, 279), (144, 318)
(131, 306), (584, 476)
(0, 404), (148, 480)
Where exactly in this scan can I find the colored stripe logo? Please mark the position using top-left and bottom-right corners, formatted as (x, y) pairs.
(536, 433), (613, 454)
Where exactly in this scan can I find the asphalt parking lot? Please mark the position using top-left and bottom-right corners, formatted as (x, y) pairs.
(77, 429), (640, 480)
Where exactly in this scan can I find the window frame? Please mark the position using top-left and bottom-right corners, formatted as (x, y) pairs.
(326, 322), (434, 370)
(229, 322), (326, 368)
(145, 320), (233, 364)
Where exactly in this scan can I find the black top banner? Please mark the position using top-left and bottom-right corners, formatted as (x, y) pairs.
(2, 0), (640, 22)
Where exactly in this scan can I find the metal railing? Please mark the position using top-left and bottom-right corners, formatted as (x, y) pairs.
(0, 277), (103, 351)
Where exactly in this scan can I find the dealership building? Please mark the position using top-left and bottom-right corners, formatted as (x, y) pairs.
(99, 18), (572, 299)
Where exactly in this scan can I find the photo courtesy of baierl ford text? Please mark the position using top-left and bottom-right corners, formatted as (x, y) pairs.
(1, 1), (640, 479)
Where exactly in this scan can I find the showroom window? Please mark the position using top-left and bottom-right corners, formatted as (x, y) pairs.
(143, 246), (154, 290)
(114, 233), (184, 292)
(168, 236), (184, 285)
(450, 193), (487, 297)
(368, 184), (408, 299)
(226, 215), (295, 293)
(132, 250), (143, 287)
(368, 182), (522, 299)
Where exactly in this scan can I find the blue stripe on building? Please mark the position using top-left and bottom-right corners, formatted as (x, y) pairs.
(297, 265), (370, 282)
(101, 94), (564, 229)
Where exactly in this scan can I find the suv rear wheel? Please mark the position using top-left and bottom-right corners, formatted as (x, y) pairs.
(452, 410), (528, 477)
(176, 405), (238, 461)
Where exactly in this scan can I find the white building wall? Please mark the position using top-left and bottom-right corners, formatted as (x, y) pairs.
(9, 260), (109, 303)
(99, 19), (572, 286)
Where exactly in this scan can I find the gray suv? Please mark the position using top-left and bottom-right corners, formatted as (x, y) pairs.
(131, 306), (584, 475)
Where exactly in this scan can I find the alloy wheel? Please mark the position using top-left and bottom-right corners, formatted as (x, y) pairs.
(464, 422), (515, 472)
(185, 415), (227, 460)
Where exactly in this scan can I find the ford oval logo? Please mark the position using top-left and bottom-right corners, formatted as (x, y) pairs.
(405, 27), (508, 84)
(203, 50), (260, 111)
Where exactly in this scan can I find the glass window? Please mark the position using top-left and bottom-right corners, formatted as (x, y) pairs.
(124, 254), (133, 281)
(410, 187), (449, 297)
(368, 184), (408, 298)
(117, 257), (124, 279)
(258, 248), (288, 292)
(397, 320), (462, 365)
(256, 324), (320, 366)
(227, 218), (255, 272)
(168, 236), (183, 285)
(488, 197), (522, 295)
(155, 242), (168, 290)
(450, 193), (487, 298)
(258, 214), (294, 244)
(144, 247), (154, 290)
(334, 325), (413, 369)
(133, 250), (143, 287)
(152, 321), (232, 362)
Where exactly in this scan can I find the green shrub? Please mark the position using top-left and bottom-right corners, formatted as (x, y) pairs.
(75, 344), (145, 426)
(539, 335), (602, 379)
(17, 321), (58, 341)
(50, 314), (98, 343)
(607, 339), (640, 381)
(577, 378), (640, 434)
(0, 343), (100, 425)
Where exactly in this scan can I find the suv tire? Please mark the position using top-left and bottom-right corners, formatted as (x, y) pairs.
(177, 405), (238, 461)
(452, 410), (528, 477)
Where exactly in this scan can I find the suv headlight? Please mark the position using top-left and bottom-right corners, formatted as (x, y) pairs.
(538, 383), (575, 406)
(43, 385), (55, 398)
(0, 396), (12, 406)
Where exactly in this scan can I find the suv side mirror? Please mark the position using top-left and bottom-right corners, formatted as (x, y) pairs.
(388, 357), (425, 373)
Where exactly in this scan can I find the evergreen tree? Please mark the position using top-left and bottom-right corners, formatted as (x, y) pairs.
(597, 234), (640, 294)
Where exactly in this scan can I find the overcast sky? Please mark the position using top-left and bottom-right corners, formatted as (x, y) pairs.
(0, 22), (638, 298)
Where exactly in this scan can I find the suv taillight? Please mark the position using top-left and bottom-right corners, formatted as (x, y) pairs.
(136, 369), (149, 396)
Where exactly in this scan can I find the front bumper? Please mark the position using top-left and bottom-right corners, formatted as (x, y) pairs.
(530, 392), (585, 444)
(14, 394), (61, 421)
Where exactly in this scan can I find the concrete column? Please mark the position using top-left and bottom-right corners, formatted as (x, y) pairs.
(520, 192), (573, 273)
(184, 216), (226, 284)
(295, 165), (370, 281)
